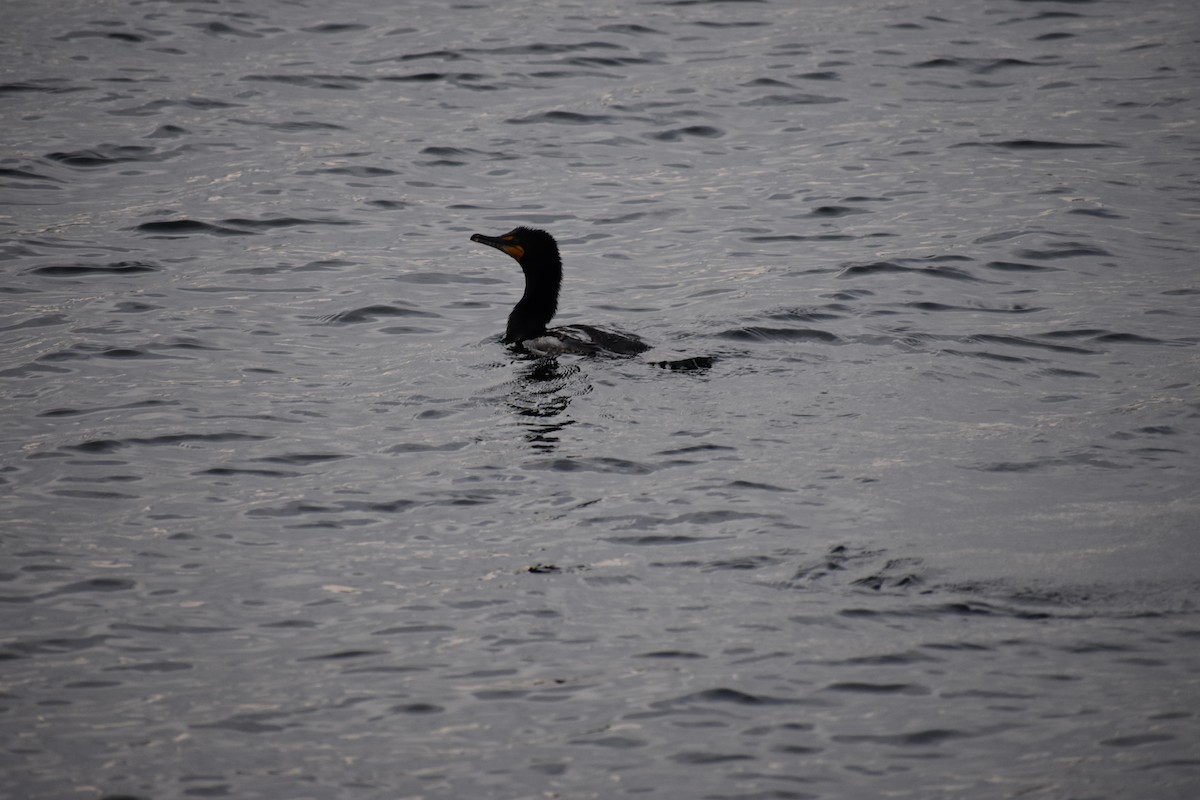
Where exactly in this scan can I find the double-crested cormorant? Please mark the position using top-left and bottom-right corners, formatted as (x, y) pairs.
(470, 226), (649, 357)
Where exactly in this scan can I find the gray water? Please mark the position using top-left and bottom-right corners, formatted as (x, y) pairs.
(3, 0), (1199, 798)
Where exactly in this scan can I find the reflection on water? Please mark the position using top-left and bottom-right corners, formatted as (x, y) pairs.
(510, 358), (580, 450)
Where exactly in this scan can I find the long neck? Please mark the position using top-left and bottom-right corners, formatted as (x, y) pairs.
(504, 255), (561, 343)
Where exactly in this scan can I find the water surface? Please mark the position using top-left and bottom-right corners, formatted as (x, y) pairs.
(2, 0), (1199, 798)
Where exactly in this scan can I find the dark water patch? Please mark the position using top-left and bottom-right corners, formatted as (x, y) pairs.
(301, 23), (370, 34)
(741, 77), (794, 88)
(902, 301), (1042, 314)
(303, 649), (388, 661)
(323, 304), (440, 324)
(471, 40), (626, 56)
(106, 661), (193, 673)
(133, 216), (357, 237)
(598, 23), (665, 35)
(954, 139), (1120, 150)
(193, 715), (291, 734)
(941, 348), (1031, 364)
(252, 453), (350, 466)
(825, 682), (931, 696)
(644, 125), (724, 141)
(693, 20), (769, 32)
(0, 166), (65, 186)
(223, 216), (358, 231)
(312, 165), (398, 177)
(562, 55), (662, 68)
(232, 118), (348, 132)
(2, 634), (114, 655)
(805, 205), (869, 217)
(367, 199), (410, 209)
(739, 93), (846, 106)
(725, 480), (793, 492)
(54, 29), (155, 43)
(1102, 734), (1176, 747)
(373, 624), (454, 636)
(387, 442), (470, 454)
(764, 308), (845, 323)
(106, 96), (245, 117)
(1093, 332), (1173, 346)
(28, 261), (159, 277)
(970, 334), (1099, 355)
(984, 260), (1062, 273)
(507, 111), (619, 126)
(378, 71), (489, 87)
(132, 219), (254, 237)
(606, 535), (722, 546)
(39, 399), (176, 418)
(40, 344), (180, 362)
(190, 21), (265, 39)
(242, 74), (370, 90)
(48, 578), (137, 595)
(526, 457), (655, 474)
(1067, 207), (1125, 218)
(45, 145), (183, 168)
(840, 261), (979, 281)
(392, 703), (444, 714)
(1035, 32), (1076, 41)
(717, 326), (839, 344)
(1036, 367), (1100, 378)
(51, 488), (139, 500)
(65, 432), (269, 453)
(0, 313), (70, 333)
(705, 555), (785, 571)
(970, 453), (1130, 472)
(832, 728), (975, 746)
(635, 650), (706, 659)
(0, 79), (87, 95)
(657, 688), (798, 708)
(670, 751), (754, 764)
(912, 57), (1047, 74)
(199, 467), (301, 478)
(796, 70), (840, 80)
(656, 443), (736, 456)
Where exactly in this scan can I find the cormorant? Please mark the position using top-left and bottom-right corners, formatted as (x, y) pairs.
(470, 227), (649, 357)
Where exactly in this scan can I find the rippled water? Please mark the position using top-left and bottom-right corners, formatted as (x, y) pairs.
(3, 0), (1199, 797)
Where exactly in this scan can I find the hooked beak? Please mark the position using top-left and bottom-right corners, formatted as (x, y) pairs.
(470, 233), (524, 261)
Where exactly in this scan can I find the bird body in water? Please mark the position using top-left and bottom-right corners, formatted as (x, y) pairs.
(470, 227), (649, 357)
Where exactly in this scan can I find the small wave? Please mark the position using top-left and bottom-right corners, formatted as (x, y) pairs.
(597, 23), (665, 35)
(45, 144), (182, 168)
(323, 305), (439, 324)
(644, 125), (724, 141)
(312, 165), (398, 177)
(1015, 243), (1112, 259)
(231, 119), (348, 132)
(717, 326), (840, 343)
(527, 457), (655, 474)
(241, 74), (370, 90)
(300, 23), (370, 34)
(954, 139), (1120, 150)
(507, 110), (618, 126)
(840, 261), (979, 281)
(28, 261), (158, 277)
(0, 79), (84, 95)
(912, 57), (1045, 74)
(985, 260), (1061, 272)
(132, 216), (358, 236)
(739, 93), (846, 106)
